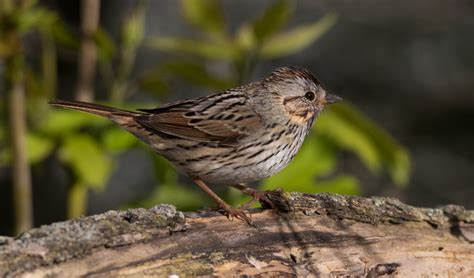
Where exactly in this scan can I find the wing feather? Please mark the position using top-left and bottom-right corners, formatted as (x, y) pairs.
(134, 91), (263, 145)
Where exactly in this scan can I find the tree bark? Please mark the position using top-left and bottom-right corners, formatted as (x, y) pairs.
(1, 191), (473, 277)
(8, 70), (33, 235)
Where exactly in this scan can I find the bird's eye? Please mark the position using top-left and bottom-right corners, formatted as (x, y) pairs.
(304, 91), (315, 101)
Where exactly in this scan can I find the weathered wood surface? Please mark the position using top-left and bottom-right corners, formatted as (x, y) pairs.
(1, 191), (474, 277)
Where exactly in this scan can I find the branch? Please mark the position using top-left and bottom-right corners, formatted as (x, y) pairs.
(75, 0), (100, 102)
(5, 16), (33, 234)
(1, 191), (473, 277)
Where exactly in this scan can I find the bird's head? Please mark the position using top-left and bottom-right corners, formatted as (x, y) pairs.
(262, 66), (341, 124)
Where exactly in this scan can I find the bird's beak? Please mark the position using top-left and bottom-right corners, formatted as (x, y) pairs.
(325, 93), (342, 104)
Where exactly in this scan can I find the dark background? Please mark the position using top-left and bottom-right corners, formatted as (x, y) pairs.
(1, 0), (473, 235)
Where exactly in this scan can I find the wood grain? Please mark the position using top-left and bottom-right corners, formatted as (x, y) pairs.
(1, 191), (473, 277)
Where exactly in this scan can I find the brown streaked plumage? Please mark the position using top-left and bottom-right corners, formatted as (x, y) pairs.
(49, 66), (341, 224)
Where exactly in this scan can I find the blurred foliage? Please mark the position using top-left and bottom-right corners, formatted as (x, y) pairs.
(0, 0), (79, 232)
(0, 0), (146, 219)
(96, 2), (145, 102)
(0, 0), (411, 222)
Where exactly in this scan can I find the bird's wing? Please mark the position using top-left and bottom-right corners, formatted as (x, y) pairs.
(135, 91), (264, 146)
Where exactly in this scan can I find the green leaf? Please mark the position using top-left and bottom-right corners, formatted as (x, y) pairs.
(101, 127), (137, 152)
(260, 133), (362, 196)
(261, 136), (337, 192)
(317, 106), (381, 173)
(0, 132), (54, 165)
(253, 0), (293, 42)
(259, 13), (337, 59)
(234, 23), (256, 51)
(51, 20), (79, 50)
(315, 175), (361, 195)
(180, 0), (226, 38)
(93, 28), (117, 62)
(136, 183), (205, 211)
(41, 109), (109, 136)
(331, 103), (411, 186)
(389, 149), (410, 186)
(132, 151), (205, 211)
(16, 8), (50, 33)
(318, 103), (411, 186)
(122, 4), (145, 49)
(149, 152), (179, 185)
(146, 37), (238, 60)
(58, 134), (113, 190)
(26, 132), (54, 163)
(67, 182), (88, 218)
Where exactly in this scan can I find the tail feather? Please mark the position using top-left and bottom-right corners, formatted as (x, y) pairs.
(49, 99), (139, 118)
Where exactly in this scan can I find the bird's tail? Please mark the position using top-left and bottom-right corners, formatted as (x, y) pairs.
(49, 99), (139, 118)
(49, 99), (159, 145)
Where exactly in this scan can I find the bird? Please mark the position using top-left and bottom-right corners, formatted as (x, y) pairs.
(49, 66), (341, 224)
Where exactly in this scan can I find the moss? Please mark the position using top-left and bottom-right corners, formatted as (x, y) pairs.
(1, 192), (473, 276)
(268, 191), (474, 227)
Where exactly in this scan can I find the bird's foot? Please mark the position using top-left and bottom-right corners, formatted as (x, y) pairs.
(192, 177), (255, 226)
(218, 204), (254, 226)
(241, 189), (277, 210)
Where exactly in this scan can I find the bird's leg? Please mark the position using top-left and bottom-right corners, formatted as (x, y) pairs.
(191, 177), (253, 225)
(230, 183), (276, 209)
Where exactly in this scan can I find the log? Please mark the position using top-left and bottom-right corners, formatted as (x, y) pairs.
(1, 191), (473, 277)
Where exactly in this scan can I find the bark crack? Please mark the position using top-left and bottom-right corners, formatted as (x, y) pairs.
(1, 191), (473, 277)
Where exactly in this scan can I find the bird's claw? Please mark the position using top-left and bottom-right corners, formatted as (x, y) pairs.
(219, 206), (254, 226)
(241, 190), (277, 210)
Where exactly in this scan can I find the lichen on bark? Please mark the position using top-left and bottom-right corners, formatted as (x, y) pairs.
(1, 191), (473, 277)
